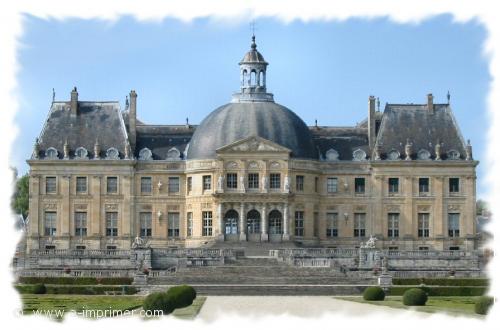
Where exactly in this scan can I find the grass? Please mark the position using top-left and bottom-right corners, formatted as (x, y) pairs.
(20, 294), (206, 321)
(338, 296), (482, 317)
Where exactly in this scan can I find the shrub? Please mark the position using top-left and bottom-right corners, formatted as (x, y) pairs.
(392, 278), (489, 287)
(388, 286), (487, 297)
(143, 292), (175, 315)
(33, 283), (47, 294)
(363, 287), (385, 301)
(403, 288), (428, 306)
(167, 285), (197, 308)
(475, 296), (494, 315)
(15, 284), (137, 295)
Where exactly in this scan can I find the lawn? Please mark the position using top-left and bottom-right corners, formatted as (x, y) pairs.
(338, 296), (482, 317)
(20, 294), (206, 321)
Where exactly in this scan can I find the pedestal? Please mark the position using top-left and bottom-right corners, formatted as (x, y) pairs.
(132, 273), (148, 286)
(261, 233), (268, 242)
(378, 273), (393, 288)
(282, 234), (290, 241)
(239, 233), (247, 241)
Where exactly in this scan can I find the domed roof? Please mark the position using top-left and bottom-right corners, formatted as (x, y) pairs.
(187, 102), (317, 160)
(239, 36), (268, 64)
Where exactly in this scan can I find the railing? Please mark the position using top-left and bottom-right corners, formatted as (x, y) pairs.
(30, 249), (131, 257)
(15, 269), (132, 278)
(152, 248), (239, 258)
(385, 251), (477, 258)
(274, 248), (359, 258)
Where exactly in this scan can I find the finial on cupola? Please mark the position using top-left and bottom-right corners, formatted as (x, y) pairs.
(447, 90), (451, 104)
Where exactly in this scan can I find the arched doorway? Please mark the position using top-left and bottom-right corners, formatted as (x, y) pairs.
(224, 209), (239, 241)
(268, 210), (283, 242)
(247, 209), (261, 242)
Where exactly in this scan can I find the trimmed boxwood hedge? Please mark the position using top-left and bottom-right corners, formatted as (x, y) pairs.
(15, 284), (138, 295)
(167, 285), (197, 308)
(32, 283), (47, 294)
(143, 292), (175, 315)
(475, 296), (494, 315)
(18, 277), (133, 285)
(392, 278), (489, 287)
(403, 288), (428, 306)
(363, 287), (385, 301)
(388, 286), (487, 296)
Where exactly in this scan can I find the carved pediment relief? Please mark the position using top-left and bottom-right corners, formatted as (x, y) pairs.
(216, 136), (291, 154)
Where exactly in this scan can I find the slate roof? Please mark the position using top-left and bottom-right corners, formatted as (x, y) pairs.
(310, 126), (369, 161)
(35, 101), (128, 159)
(136, 125), (195, 160)
(375, 103), (467, 160)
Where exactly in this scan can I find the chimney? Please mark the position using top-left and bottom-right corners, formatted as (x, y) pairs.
(368, 95), (376, 151)
(129, 90), (137, 152)
(70, 87), (78, 115)
(427, 93), (434, 114)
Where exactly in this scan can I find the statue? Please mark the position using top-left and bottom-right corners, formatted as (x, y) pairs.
(240, 175), (245, 192)
(405, 138), (412, 160)
(63, 139), (70, 159)
(94, 138), (101, 159)
(33, 138), (40, 159)
(435, 140), (441, 160)
(262, 176), (268, 190)
(363, 235), (377, 249)
(466, 139), (473, 161)
(217, 175), (224, 191)
(374, 144), (382, 160)
(284, 175), (290, 193)
(132, 235), (146, 249)
(124, 141), (131, 159)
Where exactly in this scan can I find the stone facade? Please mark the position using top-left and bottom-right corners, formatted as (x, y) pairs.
(25, 36), (479, 254)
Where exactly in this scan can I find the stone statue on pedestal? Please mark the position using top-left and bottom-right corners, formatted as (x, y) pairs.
(284, 175), (290, 193)
(217, 175), (224, 191)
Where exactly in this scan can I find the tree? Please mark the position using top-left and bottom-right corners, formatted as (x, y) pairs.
(12, 173), (29, 218)
(476, 199), (490, 216)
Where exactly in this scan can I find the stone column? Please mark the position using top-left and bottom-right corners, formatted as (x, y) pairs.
(433, 176), (444, 250)
(217, 203), (224, 241)
(261, 203), (268, 241)
(60, 175), (71, 249)
(373, 176), (384, 238)
(91, 175), (102, 238)
(283, 202), (290, 240)
(121, 175), (132, 241)
(403, 176), (414, 249)
(27, 175), (41, 252)
(239, 202), (247, 241)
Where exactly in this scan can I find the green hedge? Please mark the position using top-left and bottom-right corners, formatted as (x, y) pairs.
(167, 285), (197, 308)
(403, 288), (428, 306)
(18, 277), (133, 285)
(143, 285), (197, 315)
(475, 296), (494, 315)
(363, 287), (385, 301)
(15, 284), (137, 295)
(393, 278), (489, 287)
(388, 286), (487, 296)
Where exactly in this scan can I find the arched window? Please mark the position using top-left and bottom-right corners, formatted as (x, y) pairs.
(75, 147), (88, 160)
(138, 148), (153, 161)
(250, 70), (256, 86)
(45, 147), (58, 159)
(105, 147), (119, 160)
(259, 71), (265, 86)
(224, 210), (239, 235)
(242, 70), (248, 86)
(247, 210), (261, 234)
(268, 210), (283, 234)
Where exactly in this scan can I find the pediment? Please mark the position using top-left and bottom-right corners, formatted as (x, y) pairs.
(216, 136), (291, 154)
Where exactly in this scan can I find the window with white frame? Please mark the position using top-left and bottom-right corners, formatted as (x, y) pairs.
(76, 176), (87, 193)
(326, 212), (338, 237)
(168, 177), (180, 193)
(294, 211), (304, 237)
(448, 213), (460, 237)
(248, 173), (259, 189)
(46, 177), (56, 194)
(168, 212), (180, 237)
(387, 213), (399, 238)
(296, 175), (304, 191)
(226, 173), (237, 189)
(44, 211), (57, 236)
(354, 213), (366, 237)
(202, 175), (211, 191)
(140, 177), (152, 194)
(74, 212), (87, 237)
(187, 177), (192, 193)
(106, 176), (118, 194)
(105, 212), (118, 237)
(140, 212), (152, 237)
(269, 173), (281, 189)
(327, 177), (338, 193)
(418, 213), (430, 238)
(202, 211), (213, 236)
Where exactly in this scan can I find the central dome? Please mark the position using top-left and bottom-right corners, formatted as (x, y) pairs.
(186, 35), (317, 160)
(187, 102), (317, 160)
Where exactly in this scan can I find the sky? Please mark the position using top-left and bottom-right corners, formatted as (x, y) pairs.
(14, 14), (489, 197)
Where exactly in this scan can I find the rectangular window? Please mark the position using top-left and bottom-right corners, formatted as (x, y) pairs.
(140, 177), (152, 194)
(388, 246), (399, 251)
(387, 213), (399, 238)
(248, 173), (259, 189)
(296, 175), (304, 192)
(168, 212), (180, 237)
(74, 212), (87, 237)
(105, 212), (118, 237)
(294, 211), (304, 237)
(107, 176), (118, 194)
(327, 177), (338, 193)
(419, 178), (429, 194)
(168, 177), (180, 193)
(326, 212), (338, 237)
(418, 213), (430, 238)
(202, 175), (211, 191)
(226, 173), (237, 189)
(187, 212), (193, 237)
(76, 177), (87, 193)
(419, 246), (429, 251)
(139, 212), (152, 237)
(202, 211), (213, 236)
(449, 246), (460, 251)
(44, 211), (57, 236)
(355, 178), (365, 194)
(46, 177), (56, 194)
(388, 178), (399, 193)
(448, 213), (460, 237)
(187, 177), (192, 193)
(449, 178), (460, 193)
(354, 213), (366, 237)
(270, 173), (281, 189)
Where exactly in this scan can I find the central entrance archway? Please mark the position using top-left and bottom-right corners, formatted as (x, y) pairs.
(268, 210), (283, 242)
(224, 209), (239, 241)
(246, 209), (261, 242)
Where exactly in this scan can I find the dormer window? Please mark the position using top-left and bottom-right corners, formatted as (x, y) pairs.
(352, 149), (366, 161)
(75, 147), (88, 159)
(417, 149), (431, 160)
(138, 148), (153, 161)
(447, 150), (461, 160)
(45, 147), (58, 159)
(166, 147), (181, 160)
(325, 149), (339, 161)
(387, 149), (400, 160)
(105, 147), (119, 160)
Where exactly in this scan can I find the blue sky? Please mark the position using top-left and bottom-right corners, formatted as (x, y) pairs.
(14, 14), (489, 197)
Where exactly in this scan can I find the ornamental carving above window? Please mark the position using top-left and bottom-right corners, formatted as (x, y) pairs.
(325, 148), (339, 161)
(447, 149), (461, 160)
(352, 149), (366, 161)
(166, 147), (180, 160)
